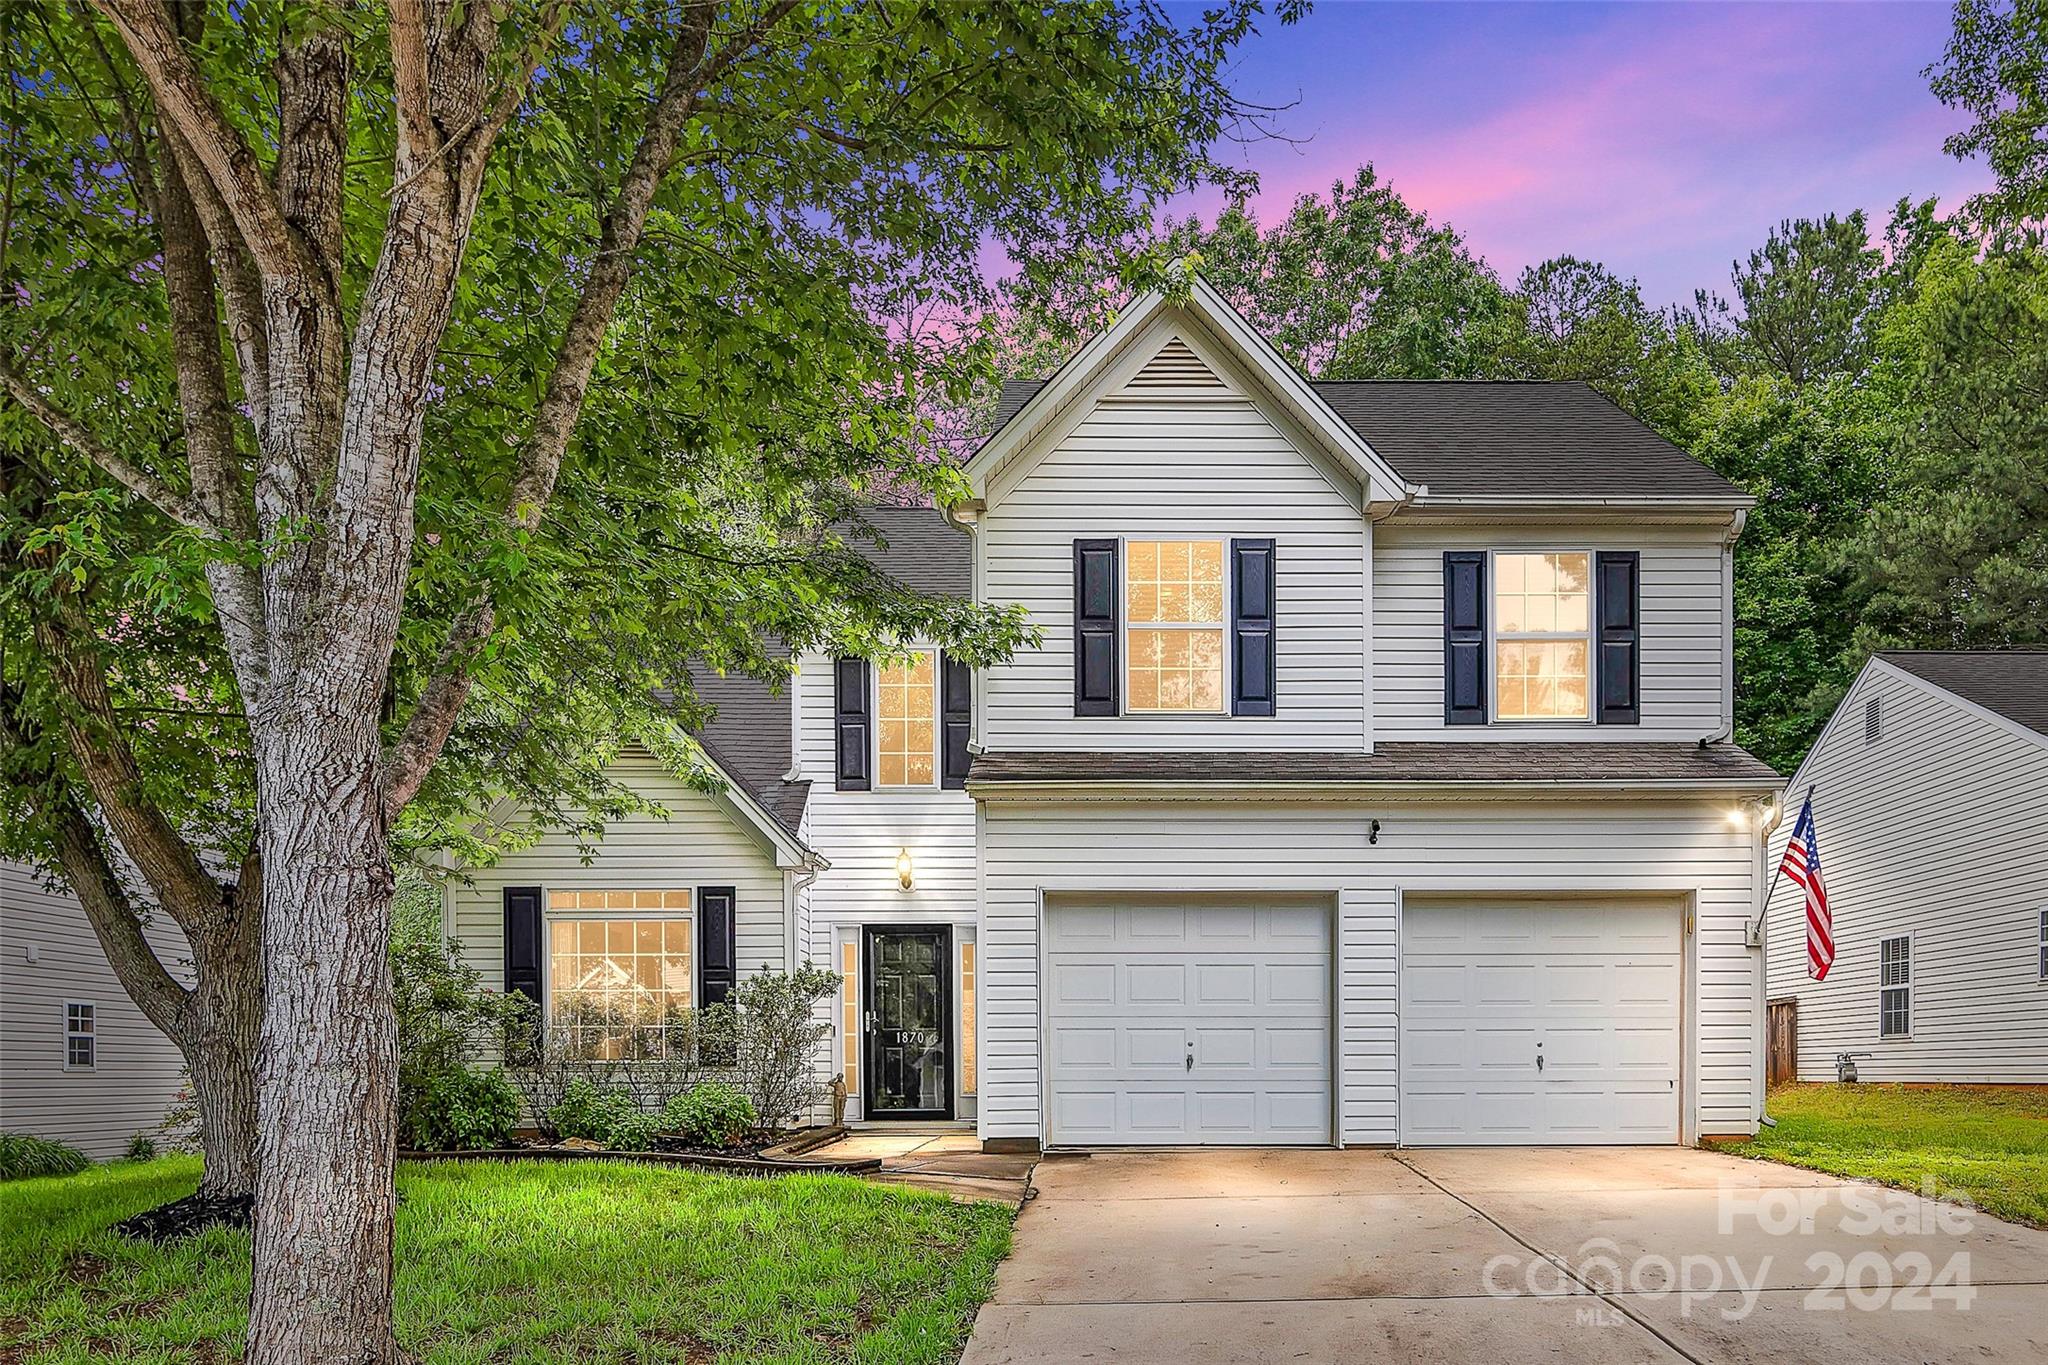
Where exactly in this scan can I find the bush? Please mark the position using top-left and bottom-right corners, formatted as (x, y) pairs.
(393, 931), (527, 1149)
(546, 1077), (643, 1145)
(401, 1067), (521, 1151)
(0, 1132), (90, 1180)
(124, 1133), (158, 1162)
(666, 1083), (756, 1148)
(731, 963), (840, 1128)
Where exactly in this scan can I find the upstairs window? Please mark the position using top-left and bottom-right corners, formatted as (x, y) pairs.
(876, 652), (937, 788)
(65, 1002), (95, 1069)
(1879, 935), (1912, 1037)
(2038, 909), (2046, 981)
(1126, 539), (1225, 712)
(1493, 551), (1591, 721)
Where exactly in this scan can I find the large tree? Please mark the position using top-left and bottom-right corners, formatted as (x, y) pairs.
(1931, 0), (2048, 230)
(1, 2), (1281, 1360)
(1690, 211), (1886, 385)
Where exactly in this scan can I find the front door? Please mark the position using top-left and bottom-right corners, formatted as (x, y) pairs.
(864, 926), (952, 1119)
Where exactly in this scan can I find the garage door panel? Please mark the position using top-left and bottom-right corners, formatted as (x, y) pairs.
(1046, 898), (1332, 1146)
(1401, 899), (1681, 1146)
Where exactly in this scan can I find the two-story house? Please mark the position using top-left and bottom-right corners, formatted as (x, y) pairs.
(450, 278), (1782, 1152)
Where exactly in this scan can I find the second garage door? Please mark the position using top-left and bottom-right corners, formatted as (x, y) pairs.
(1400, 898), (1683, 1145)
(1045, 896), (1331, 1146)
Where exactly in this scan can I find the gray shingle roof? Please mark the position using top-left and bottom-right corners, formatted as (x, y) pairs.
(982, 377), (1745, 504)
(968, 743), (1779, 786)
(842, 506), (970, 596)
(1877, 651), (2048, 738)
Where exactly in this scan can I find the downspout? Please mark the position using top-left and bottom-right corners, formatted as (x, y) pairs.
(1751, 795), (1786, 1132)
(943, 498), (987, 756)
(785, 858), (824, 970)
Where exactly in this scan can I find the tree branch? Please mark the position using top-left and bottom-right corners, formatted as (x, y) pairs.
(0, 355), (222, 533)
(89, 0), (303, 280)
(380, 599), (495, 817)
(0, 684), (192, 1038)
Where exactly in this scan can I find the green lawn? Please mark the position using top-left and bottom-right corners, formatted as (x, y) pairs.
(0, 1156), (1013, 1363)
(1732, 1083), (2048, 1228)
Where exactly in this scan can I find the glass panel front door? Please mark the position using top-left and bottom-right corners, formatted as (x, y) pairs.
(864, 927), (951, 1118)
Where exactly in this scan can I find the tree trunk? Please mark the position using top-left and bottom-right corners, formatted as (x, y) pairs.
(246, 708), (401, 1365)
(185, 891), (264, 1199)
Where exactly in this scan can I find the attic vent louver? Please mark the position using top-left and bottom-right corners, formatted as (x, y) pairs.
(1864, 696), (1883, 745)
(1125, 337), (1224, 390)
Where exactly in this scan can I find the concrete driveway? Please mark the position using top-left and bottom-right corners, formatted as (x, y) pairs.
(961, 1147), (2048, 1364)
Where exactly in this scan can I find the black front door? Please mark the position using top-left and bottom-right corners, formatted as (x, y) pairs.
(864, 926), (952, 1119)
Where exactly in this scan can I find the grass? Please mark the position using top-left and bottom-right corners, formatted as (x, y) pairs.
(1731, 1083), (2048, 1228)
(0, 1156), (1014, 1363)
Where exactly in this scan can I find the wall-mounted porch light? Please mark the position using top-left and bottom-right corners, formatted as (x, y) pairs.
(896, 847), (915, 893)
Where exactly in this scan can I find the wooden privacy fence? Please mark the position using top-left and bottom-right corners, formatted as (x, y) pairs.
(1767, 998), (1799, 1087)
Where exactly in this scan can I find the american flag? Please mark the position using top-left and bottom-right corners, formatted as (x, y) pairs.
(1780, 794), (1832, 980)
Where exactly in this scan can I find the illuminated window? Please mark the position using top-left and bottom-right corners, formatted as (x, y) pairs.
(546, 889), (693, 1059)
(64, 1002), (95, 1069)
(960, 941), (976, 1096)
(841, 939), (859, 1093)
(1126, 540), (1225, 712)
(877, 652), (936, 787)
(1493, 551), (1591, 721)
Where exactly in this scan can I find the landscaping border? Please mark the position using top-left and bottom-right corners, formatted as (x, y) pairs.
(400, 1126), (878, 1176)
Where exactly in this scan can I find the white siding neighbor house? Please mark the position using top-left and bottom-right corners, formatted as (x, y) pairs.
(1, 858), (189, 1157)
(450, 277), (1785, 1150)
(1764, 651), (2048, 1084)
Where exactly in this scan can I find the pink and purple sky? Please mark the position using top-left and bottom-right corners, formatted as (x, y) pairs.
(1176, 1), (1991, 306)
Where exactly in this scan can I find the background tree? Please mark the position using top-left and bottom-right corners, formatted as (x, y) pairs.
(1932, 0), (2048, 229)
(1, 2), (1286, 1361)
(1690, 211), (1886, 384)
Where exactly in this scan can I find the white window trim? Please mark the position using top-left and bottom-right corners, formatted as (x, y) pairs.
(63, 999), (96, 1071)
(2037, 908), (2046, 982)
(1120, 535), (1231, 717)
(1878, 933), (1913, 1039)
(1487, 547), (1596, 726)
(873, 648), (942, 791)
(540, 890), (698, 1031)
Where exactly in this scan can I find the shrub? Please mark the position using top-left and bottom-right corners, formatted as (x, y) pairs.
(124, 1134), (158, 1162)
(665, 1083), (756, 1148)
(0, 1132), (90, 1180)
(546, 1077), (643, 1145)
(732, 963), (840, 1128)
(401, 1067), (520, 1151)
(393, 932), (527, 1148)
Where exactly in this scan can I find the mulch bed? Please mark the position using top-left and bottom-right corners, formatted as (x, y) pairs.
(114, 1192), (253, 1243)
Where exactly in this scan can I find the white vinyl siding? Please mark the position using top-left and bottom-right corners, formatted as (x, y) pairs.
(1765, 663), (2048, 1082)
(449, 754), (788, 1021)
(1, 859), (190, 1158)
(977, 797), (1758, 1146)
(1374, 523), (1727, 741)
(978, 325), (1369, 752)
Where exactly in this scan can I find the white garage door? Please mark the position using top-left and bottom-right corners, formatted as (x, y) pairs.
(1401, 899), (1682, 1145)
(1045, 897), (1331, 1146)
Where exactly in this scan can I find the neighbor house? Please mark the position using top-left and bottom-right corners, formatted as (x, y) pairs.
(0, 858), (189, 1157)
(1763, 651), (2048, 1084)
(451, 277), (1783, 1150)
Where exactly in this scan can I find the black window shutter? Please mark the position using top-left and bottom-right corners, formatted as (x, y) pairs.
(1073, 539), (1120, 716)
(1595, 551), (1641, 725)
(833, 657), (871, 790)
(697, 886), (738, 1007)
(503, 884), (543, 1007)
(941, 656), (973, 789)
(1230, 538), (1276, 716)
(1443, 551), (1488, 725)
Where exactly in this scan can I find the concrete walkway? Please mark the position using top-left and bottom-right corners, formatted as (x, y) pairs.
(809, 1129), (1036, 1204)
(961, 1147), (2048, 1364)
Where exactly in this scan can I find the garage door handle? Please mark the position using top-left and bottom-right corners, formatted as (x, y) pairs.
(1185, 1052), (1194, 1071)
(1536, 1053), (1544, 1072)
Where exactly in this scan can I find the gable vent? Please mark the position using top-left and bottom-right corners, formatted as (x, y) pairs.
(1864, 695), (1883, 745)
(1125, 337), (1226, 391)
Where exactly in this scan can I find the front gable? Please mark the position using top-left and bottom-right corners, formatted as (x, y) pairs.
(963, 278), (1411, 514)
